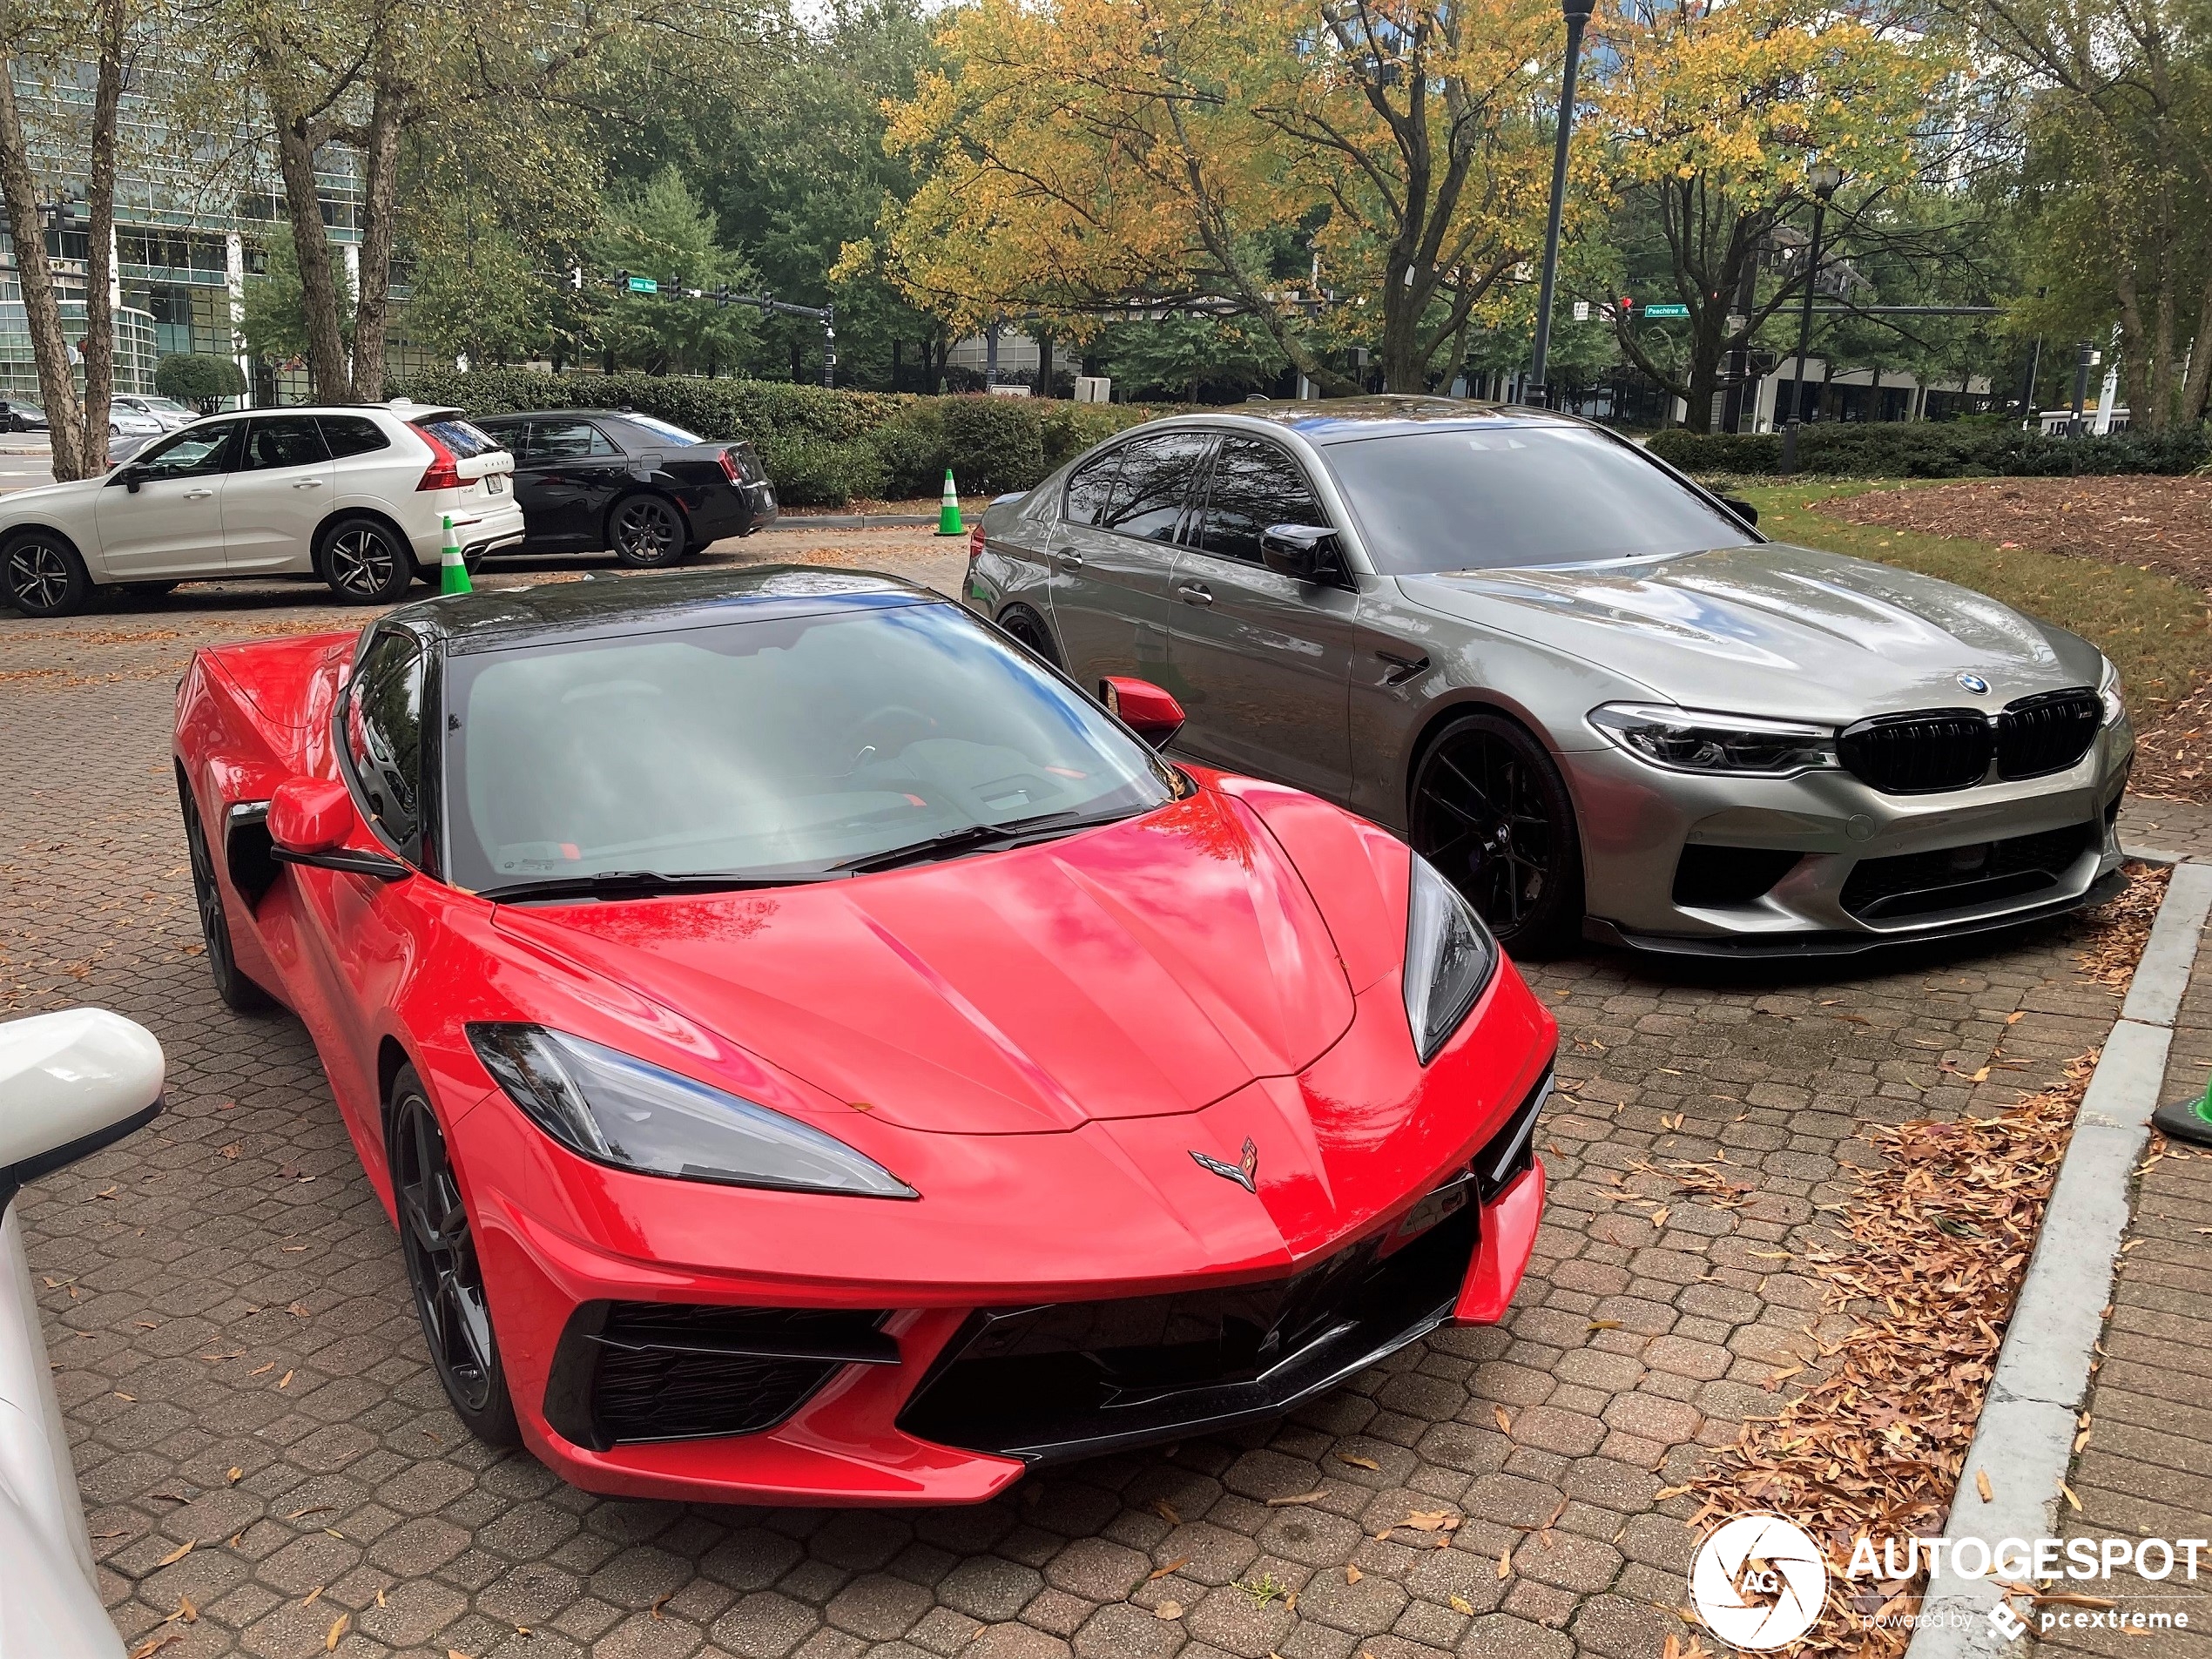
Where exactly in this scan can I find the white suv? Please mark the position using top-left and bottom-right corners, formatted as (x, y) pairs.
(1, 401), (523, 616)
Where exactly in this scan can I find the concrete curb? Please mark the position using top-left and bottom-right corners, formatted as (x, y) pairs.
(1905, 860), (2212, 1657)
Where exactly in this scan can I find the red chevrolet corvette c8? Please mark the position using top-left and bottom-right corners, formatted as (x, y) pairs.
(172, 566), (1555, 1505)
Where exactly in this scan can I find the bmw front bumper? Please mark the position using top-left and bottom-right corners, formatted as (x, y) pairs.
(1562, 712), (2134, 955)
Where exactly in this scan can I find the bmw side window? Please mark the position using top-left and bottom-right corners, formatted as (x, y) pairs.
(347, 633), (427, 854)
(1063, 447), (1125, 526)
(125, 421), (238, 482)
(1196, 437), (1323, 565)
(1100, 434), (1209, 543)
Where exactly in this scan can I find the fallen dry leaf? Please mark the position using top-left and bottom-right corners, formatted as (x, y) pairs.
(1148, 1558), (1190, 1581)
(154, 1541), (192, 1568)
(128, 1636), (181, 1659)
(1345, 1565), (1363, 1585)
(1588, 1319), (1622, 1331)
(1153, 1499), (1181, 1527)
(1494, 1406), (1512, 1435)
(1337, 1452), (1379, 1470)
(1497, 1546), (1512, 1580)
(1155, 1600), (1184, 1620)
(650, 1592), (672, 1620)
(1266, 1489), (1325, 1507)
(1976, 1469), (1993, 1502)
(327, 1612), (347, 1650)
(1450, 1594), (1474, 1614)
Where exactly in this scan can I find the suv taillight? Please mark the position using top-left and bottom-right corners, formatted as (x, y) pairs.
(415, 424), (462, 491)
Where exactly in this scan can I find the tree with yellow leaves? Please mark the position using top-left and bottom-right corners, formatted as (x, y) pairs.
(1583, 0), (1949, 428)
(856, 0), (1562, 394)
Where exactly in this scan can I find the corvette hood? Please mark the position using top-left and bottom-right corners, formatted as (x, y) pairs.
(490, 790), (1357, 1136)
(1399, 542), (2102, 723)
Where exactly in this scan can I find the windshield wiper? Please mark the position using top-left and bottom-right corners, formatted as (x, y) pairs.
(479, 868), (847, 903)
(832, 806), (1141, 875)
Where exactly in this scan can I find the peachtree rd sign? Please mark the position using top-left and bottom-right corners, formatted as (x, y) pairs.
(1642, 303), (1689, 318)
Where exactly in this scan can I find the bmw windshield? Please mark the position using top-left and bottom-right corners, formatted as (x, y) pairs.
(1322, 425), (1758, 574)
(445, 600), (1177, 894)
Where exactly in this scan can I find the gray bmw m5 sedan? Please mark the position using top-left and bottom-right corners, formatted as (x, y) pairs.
(961, 397), (2132, 956)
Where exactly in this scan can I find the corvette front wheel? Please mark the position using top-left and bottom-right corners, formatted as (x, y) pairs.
(178, 773), (273, 1013)
(388, 1073), (520, 1448)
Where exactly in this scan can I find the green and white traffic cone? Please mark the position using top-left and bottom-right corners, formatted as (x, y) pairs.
(440, 515), (471, 596)
(934, 469), (965, 537)
(2153, 1072), (2212, 1148)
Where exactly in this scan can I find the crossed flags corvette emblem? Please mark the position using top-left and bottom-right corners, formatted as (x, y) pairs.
(1190, 1136), (1260, 1193)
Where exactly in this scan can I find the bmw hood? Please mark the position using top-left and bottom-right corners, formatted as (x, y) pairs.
(1399, 543), (2105, 723)
(489, 789), (1357, 1136)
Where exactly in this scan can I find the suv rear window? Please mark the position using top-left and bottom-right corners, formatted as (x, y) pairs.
(412, 415), (502, 458)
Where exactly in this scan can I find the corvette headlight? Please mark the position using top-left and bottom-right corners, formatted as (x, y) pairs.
(467, 1023), (917, 1198)
(1588, 703), (1840, 776)
(2099, 657), (2126, 725)
(1404, 855), (1498, 1064)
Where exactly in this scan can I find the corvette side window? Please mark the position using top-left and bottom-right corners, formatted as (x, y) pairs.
(347, 633), (427, 853)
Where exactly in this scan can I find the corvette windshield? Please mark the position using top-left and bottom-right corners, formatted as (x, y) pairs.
(444, 602), (1175, 894)
(1323, 426), (1757, 573)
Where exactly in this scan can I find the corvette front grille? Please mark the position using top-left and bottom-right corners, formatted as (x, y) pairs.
(543, 1302), (897, 1449)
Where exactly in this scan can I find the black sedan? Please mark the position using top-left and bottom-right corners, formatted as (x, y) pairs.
(469, 409), (778, 566)
(1, 396), (49, 433)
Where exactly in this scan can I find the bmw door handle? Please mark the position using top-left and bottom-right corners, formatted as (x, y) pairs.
(1177, 581), (1213, 606)
(1057, 550), (1084, 570)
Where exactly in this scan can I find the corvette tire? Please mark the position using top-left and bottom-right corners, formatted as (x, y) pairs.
(4, 530), (93, 617)
(178, 773), (274, 1012)
(1409, 710), (1584, 955)
(388, 1071), (521, 1448)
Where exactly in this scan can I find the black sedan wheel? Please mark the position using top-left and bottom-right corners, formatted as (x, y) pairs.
(389, 1073), (520, 1447)
(316, 516), (414, 604)
(609, 495), (686, 567)
(4, 531), (92, 617)
(1409, 712), (1583, 954)
(178, 774), (273, 1012)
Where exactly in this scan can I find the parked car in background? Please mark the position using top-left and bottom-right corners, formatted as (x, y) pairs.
(2, 401), (522, 617)
(107, 407), (164, 440)
(2, 1006), (164, 1659)
(965, 397), (2134, 957)
(173, 566), (1554, 1502)
(112, 394), (200, 432)
(469, 409), (776, 565)
(0, 397), (47, 434)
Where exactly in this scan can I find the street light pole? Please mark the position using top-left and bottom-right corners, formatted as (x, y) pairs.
(1780, 163), (1842, 473)
(1525, 0), (1596, 408)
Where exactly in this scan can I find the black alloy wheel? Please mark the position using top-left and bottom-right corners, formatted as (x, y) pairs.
(4, 532), (92, 617)
(995, 604), (1061, 666)
(178, 775), (273, 1012)
(609, 495), (686, 567)
(1408, 711), (1584, 954)
(389, 1074), (520, 1446)
(317, 516), (414, 604)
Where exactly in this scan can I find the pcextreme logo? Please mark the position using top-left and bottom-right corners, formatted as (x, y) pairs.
(1689, 1514), (1828, 1649)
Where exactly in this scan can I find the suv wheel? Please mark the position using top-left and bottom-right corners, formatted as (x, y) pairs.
(3, 531), (92, 617)
(608, 495), (686, 567)
(317, 516), (414, 604)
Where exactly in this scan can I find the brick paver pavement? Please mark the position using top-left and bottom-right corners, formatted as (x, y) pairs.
(2027, 886), (2212, 1659)
(0, 549), (2148, 1659)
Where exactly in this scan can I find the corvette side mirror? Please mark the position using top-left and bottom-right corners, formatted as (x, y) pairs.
(1258, 523), (1339, 583)
(1099, 677), (1185, 748)
(267, 778), (408, 880)
(1718, 495), (1759, 527)
(0, 1008), (164, 1214)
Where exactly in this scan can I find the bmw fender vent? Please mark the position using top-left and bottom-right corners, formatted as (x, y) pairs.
(543, 1302), (897, 1450)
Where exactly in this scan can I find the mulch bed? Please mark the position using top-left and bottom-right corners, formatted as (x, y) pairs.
(1818, 477), (2212, 799)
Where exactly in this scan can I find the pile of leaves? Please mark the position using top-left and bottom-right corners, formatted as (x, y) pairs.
(2075, 861), (2173, 992)
(1681, 1057), (2093, 1656)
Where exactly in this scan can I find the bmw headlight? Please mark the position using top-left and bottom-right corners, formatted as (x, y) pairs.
(1588, 704), (1840, 776)
(468, 1024), (917, 1198)
(2099, 657), (2126, 725)
(1404, 855), (1499, 1064)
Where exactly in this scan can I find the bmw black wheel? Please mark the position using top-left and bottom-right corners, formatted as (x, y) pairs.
(1409, 711), (1583, 954)
(389, 1073), (520, 1447)
(178, 773), (273, 1012)
(4, 531), (92, 617)
(609, 495), (686, 567)
(316, 516), (413, 604)
(995, 604), (1061, 666)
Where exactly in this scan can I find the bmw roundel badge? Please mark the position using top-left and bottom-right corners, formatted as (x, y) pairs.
(1957, 672), (1991, 695)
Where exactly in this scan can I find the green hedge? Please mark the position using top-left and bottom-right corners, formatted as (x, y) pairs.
(383, 368), (1161, 505)
(1647, 421), (2212, 479)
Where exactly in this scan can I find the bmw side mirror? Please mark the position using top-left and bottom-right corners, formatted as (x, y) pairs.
(1718, 496), (1759, 527)
(1099, 677), (1186, 748)
(1259, 523), (1339, 583)
(266, 778), (408, 881)
(0, 1008), (164, 1214)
